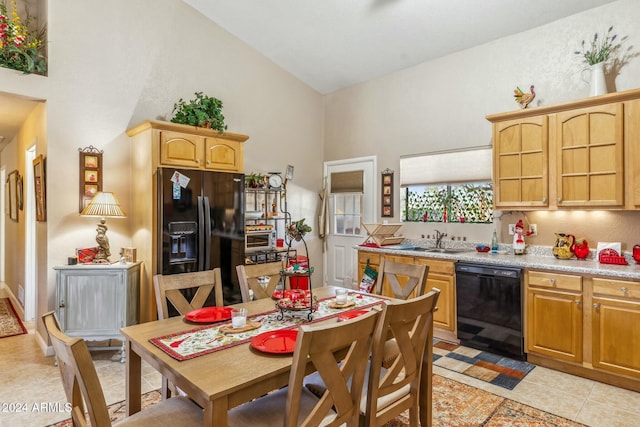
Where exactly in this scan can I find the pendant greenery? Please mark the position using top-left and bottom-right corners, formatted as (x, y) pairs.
(170, 92), (228, 133)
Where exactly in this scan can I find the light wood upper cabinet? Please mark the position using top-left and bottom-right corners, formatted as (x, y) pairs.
(488, 87), (640, 210)
(159, 130), (204, 168)
(204, 136), (243, 171)
(555, 103), (624, 207)
(128, 120), (248, 173)
(493, 115), (548, 208)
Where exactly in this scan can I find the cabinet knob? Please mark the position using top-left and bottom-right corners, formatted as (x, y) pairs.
(575, 300), (580, 305)
(542, 197), (547, 203)
(195, 159), (200, 163)
(621, 287), (628, 294)
(206, 160), (211, 164)
(558, 197), (562, 203)
(59, 301), (65, 308)
(549, 278), (556, 285)
(593, 303), (599, 309)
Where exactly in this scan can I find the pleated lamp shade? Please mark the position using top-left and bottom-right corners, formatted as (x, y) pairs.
(80, 192), (127, 218)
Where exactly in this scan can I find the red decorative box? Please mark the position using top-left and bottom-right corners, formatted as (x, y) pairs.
(77, 247), (99, 263)
(598, 248), (628, 265)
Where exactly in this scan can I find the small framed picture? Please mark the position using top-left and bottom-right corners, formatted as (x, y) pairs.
(381, 170), (394, 217)
(79, 146), (103, 212)
(84, 155), (99, 168)
(84, 170), (98, 182)
(84, 184), (98, 197)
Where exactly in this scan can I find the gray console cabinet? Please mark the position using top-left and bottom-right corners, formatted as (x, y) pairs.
(54, 262), (141, 362)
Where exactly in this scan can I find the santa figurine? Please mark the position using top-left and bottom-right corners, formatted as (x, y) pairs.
(513, 219), (531, 255)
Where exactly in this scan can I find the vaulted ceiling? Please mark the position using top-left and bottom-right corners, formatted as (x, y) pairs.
(1, 0), (619, 146)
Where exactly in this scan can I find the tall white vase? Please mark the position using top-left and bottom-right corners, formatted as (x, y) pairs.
(589, 62), (607, 96)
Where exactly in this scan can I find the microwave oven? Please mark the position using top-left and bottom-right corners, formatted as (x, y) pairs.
(245, 230), (274, 251)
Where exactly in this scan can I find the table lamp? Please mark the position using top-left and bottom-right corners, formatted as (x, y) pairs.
(80, 191), (127, 263)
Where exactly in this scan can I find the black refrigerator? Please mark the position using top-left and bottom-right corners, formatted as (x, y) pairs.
(157, 168), (245, 306)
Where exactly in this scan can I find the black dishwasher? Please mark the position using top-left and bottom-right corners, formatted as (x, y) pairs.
(455, 262), (525, 360)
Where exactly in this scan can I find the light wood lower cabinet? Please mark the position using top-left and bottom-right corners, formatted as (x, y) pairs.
(526, 275), (583, 362)
(527, 271), (640, 390)
(413, 258), (455, 334)
(592, 278), (640, 378)
(357, 251), (455, 340)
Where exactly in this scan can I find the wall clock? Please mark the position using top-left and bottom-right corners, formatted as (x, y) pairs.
(268, 173), (283, 189)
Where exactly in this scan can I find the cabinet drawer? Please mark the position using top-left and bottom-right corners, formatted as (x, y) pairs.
(414, 258), (454, 275)
(593, 278), (640, 299)
(358, 252), (380, 265)
(528, 270), (582, 291)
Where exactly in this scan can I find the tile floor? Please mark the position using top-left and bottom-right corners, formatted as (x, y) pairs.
(2, 286), (640, 426)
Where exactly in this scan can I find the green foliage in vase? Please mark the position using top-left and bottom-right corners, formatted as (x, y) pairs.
(171, 92), (228, 133)
(0, 0), (47, 74)
(574, 26), (623, 66)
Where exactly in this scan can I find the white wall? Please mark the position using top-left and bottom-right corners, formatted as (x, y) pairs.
(0, 0), (324, 340)
(323, 0), (640, 245)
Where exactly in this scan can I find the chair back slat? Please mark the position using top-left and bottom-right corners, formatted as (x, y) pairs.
(363, 288), (440, 426)
(153, 269), (223, 319)
(287, 310), (379, 427)
(375, 259), (429, 299)
(42, 311), (111, 427)
(236, 261), (286, 302)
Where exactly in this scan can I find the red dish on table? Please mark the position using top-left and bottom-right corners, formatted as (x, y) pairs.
(251, 330), (298, 354)
(271, 289), (310, 300)
(184, 307), (234, 323)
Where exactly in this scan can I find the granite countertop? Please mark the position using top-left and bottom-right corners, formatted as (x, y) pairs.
(357, 242), (640, 280)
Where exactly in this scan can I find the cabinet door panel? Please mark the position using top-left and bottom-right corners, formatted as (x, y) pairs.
(493, 116), (548, 207)
(160, 131), (203, 168)
(527, 288), (582, 362)
(556, 103), (623, 207)
(204, 137), (242, 171)
(593, 297), (640, 378)
(60, 273), (123, 335)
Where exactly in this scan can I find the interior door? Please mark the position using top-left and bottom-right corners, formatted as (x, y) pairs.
(323, 157), (376, 288)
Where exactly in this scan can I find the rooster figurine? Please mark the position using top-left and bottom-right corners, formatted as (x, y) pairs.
(514, 85), (536, 109)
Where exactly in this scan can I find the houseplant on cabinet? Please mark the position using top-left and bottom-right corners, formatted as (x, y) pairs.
(574, 26), (624, 96)
(170, 92), (228, 133)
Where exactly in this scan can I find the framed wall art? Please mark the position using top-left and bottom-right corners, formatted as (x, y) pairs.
(79, 145), (103, 212)
(33, 155), (46, 221)
(7, 170), (19, 221)
(381, 169), (394, 217)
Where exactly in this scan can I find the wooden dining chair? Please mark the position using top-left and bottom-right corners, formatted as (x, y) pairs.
(153, 269), (224, 320)
(375, 259), (429, 300)
(362, 288), (440, 427)
(153, 269), (223, 398)
(228, 309), (380, 427)
(42, 311), (203, 427)
(236, 261), (286, 302)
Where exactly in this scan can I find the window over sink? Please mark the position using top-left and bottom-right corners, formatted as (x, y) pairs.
(401, 183), (493, 224)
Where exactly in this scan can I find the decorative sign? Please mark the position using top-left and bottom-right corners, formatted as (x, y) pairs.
(78, 146), (103, 212)
(381, 169), (394, 217)
(33, 155), (46, 221)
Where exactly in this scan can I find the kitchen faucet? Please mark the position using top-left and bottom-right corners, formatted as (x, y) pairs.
(434, 229), (447, 248)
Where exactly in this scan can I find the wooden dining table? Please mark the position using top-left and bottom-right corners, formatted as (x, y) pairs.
(121, 286), (435, 427)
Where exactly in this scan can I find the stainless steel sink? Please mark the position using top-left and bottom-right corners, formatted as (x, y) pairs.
(413, 247), (470, 254)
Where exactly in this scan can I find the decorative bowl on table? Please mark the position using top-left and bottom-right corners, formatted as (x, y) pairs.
(476, 245), (490, 253)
